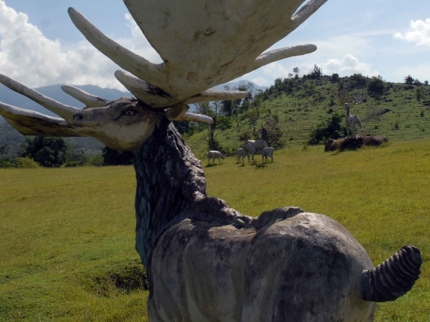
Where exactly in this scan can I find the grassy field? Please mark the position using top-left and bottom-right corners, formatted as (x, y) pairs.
(0, 139), (429, 321)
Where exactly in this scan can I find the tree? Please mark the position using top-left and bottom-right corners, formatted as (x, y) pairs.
(367, 76), (384, 95)
(404, 75), (414, 84)
(102, 146), (134, 166)
(21, 136), (68, 167)
(416, 88), (422, 102)
(221, 99), (233, 116)
(331, 73), (340, 83)
(308, 113), (345, 145)
(350, 74), (367, 88)
(308, 65), (323, 79)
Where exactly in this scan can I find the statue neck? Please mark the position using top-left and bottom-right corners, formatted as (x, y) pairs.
(133, 119), (207, 267)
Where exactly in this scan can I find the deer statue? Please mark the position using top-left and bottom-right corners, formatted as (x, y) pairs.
(339, 90), (365, 137)
(0, 1), (422, 321)
(345, 103), (364, 136)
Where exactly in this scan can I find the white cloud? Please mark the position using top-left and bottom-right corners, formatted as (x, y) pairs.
(319, 54), (379, 77)
(0, 1), (160, 90)
(393, 19), (430, 47)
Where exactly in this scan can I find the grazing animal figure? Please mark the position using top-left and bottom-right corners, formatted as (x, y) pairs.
(345, 103), (364, 136)
(261, 147), (275, 163)
(207, 150), (225, 164)
(236, 148), (250, 165)
(242, 139), (268, 162)
(0, 1), (422, 321)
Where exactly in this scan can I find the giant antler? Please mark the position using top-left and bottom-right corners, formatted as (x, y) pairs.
(69, 0), (327, 105)
(0, 0), (328, 150)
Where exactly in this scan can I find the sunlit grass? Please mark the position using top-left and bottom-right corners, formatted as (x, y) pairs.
(1, 140), (429, 321)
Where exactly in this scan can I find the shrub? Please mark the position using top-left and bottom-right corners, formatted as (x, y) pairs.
(367, 76), (385, 95)
(21, 137), (68, 168)
(308, 113), (345, 145)
(15, 157), (40, 168)
(87, 154), (104, 167)
(0, 158), (16, 168)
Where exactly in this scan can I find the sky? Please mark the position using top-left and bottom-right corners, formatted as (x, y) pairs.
(1, 0), (430, 92)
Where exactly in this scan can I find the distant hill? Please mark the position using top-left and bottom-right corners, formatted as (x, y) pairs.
(3, 75), (430, 159)
(0, 80), (263, 153)
(184, 75), (430, 157)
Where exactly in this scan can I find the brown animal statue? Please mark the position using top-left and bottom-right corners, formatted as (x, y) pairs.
(324, 135), (388, 152)
(0, 1), (422, 321)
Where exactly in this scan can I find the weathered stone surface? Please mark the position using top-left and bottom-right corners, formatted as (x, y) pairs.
(148, 206), (376, 322)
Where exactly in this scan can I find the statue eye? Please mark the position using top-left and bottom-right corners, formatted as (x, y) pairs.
(124, 110), (137, 116)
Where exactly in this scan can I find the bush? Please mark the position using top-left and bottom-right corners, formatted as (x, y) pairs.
(15, 157), (40, 168)
(64, 149), (89, 167)
(0, 158), (16, 168)
(21, 137), (68, 168)
(87, 154), (104, 167)
(308, 113), (345, 145)
(367, 76), (384, 95)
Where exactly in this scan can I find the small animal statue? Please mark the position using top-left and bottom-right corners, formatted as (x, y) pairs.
(261, 147), (275, 163)
(242, 139), (268, 162)
(207, 150), (224, 164)
(236, 148), (250, 165)
(0, 1), (422, 321)
(345, 103), (364, 136)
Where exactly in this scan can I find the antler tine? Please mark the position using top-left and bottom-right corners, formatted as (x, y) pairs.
(0, 101), (80, 137)
(114, 70), (175, 108)
(182, 113), (214, 124)
(116, 69), (249, 107)
(61, 85), (110, 108)
(292, 0), (329, 28)
(164, 104), (213, 124)
(0, 74), (80, 123)
(248, 45), (317, 73)
(184, 90), (249, 105)
(68, 8), (166, 90)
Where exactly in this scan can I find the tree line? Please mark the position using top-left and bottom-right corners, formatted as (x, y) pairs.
(0, 136), (134, 168)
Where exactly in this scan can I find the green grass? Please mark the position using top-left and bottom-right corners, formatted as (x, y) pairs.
(1, 140), (429, 321)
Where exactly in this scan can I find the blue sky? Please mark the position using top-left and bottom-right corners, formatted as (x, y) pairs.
(1, 0), (429, 91)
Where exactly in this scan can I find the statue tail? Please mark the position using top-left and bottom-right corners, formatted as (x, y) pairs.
(361, 245), (422, 302)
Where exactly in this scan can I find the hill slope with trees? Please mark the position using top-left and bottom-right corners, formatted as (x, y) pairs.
(1, 70), (430, 162)
(183, 70), (430, 157)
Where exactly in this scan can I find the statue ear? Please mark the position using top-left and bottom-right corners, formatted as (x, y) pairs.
(0, 102), (81, 137)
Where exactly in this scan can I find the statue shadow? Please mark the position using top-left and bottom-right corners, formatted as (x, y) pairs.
(205, 163), (221, 168)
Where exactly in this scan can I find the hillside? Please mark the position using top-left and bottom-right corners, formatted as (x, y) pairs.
(184, 74), (430, 157)
(1, 74), (430, 157)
